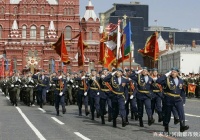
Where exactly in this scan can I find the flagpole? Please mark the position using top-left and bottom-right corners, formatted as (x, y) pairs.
(116, 19), (121, 68)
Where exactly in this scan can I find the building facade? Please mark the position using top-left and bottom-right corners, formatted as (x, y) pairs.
(0, 0), (100, 75)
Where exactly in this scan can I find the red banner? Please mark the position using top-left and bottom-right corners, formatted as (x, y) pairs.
(77, 32), (84, 66)
(0, 59), (4, 77)
(9, 59), (13, 76)
(52, 33), (70, 64)
(138, 32), (159, 61)
(188, 83), (196, 94)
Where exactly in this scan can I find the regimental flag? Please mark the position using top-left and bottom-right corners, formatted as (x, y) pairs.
(9, 59), (13, 76)
(138, 32), (159, 61)
(1, 58), (4, 77)
(77, 32), (85, 66)
(188, 83), (196, 94)
(117, 34), (129, 64)
(99, 32), (107, 64)
(123, 21), (132, 56)
(52, 33), (70, 64)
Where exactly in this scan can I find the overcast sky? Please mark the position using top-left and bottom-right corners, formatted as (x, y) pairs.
(80, 0), (200, 30)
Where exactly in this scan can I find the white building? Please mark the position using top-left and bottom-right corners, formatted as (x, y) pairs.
(158, 45), (200, 74)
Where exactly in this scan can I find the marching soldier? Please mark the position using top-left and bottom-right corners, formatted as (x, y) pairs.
(156, 67), (189, 133)
(131, 67), (155, 127)
(126, 69), (138, 123)
(72, 72), (79, 104)
(86, 69), (101, 120)
(8, 70), (22, 106)
(51, 71), (67, 116)
(66, 72), (73, 105)
(1, 76), (9, 96)
(32, 70), (49, 108)
(75, 70), (90, 116)
(151, 68), (163, 122)
(99, 68), (112, 124)
(23, 72), (36, 106)
(103, 68), (128, 127)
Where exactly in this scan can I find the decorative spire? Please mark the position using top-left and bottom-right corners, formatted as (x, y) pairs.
(45, 21), (57, 39)
(83, 0), (98, 21)
(9, 20), (21, 38)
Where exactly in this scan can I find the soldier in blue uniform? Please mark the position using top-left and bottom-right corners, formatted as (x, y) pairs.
(125, 69), (138, 124)
(103, 68), (128, 127)
(51, 71), (67, 116)
(130, 67), (155, 127)
(156, 67), (189, 133)
(75, 70), (90, 116)
(151, 68), (163, 122)
(86, 69), (101, 120)
(32, 70), (49, 108)
(99, 68), (112, 124)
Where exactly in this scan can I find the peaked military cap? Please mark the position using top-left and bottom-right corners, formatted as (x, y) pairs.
(102, 67), (108, 71)
(117, 68), (123, 73)
(142, 67), (148, 70)
(171, 67), (179, 72)
(152, 68), (158, 71)
(125, 68), (130, 72)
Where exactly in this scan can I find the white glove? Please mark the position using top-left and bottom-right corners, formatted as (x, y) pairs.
(31, 80), (34, 83)
(11, 84), (14, 87)
(18, 79), (21, 82)
(59, 92), (63, 96)
(72, 85), (75, 88)
(81, 76), (86, 80)
(165, 71), (172, 77)
(76, 85), (78, 88)
(101, 75), (105, 78)
(183, 104), (185, 107)
(97, 92), (100, 95)
(136, 69), (143, 74)
(46, 90), (49, 93)
(35, 72), (40, 75)
(25, 84), (27, 87)
(125, 100), (127, 104)
(70, 79), (73, 83)
(58, 75), (62, 79)
(128, 78), (132, 81)
(49, 84), (52, 86)
(130, 95), (134, 99)
(84, 92), (87, 96)
(111, 71), (117, 76)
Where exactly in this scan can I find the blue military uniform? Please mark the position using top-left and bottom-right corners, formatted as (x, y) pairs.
(103, 68), (128, 127)
(52, 75), (67, 116)
(75, 71), (89, 116)
(87, 69), (101, 120)
(156, 67), (189, 133)
(32, 71), (49, 108)
(130, 67), (155, 127)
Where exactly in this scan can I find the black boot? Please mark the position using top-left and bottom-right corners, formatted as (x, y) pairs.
(135, 113), (139, 121)
(113, 119), (117, 128)
(101, 116), (105, 124)
(164, 125), (169, 134)
(56, 109), (59, 116)
(126, 116), (129, 125)
(85, 108), (90, 116)
(122, 117), (127, 127)
(148, 116), (155, 126)
(79, 108), (82, 116)
(108, 114), (112, 122)
(131, 112), (134, 120)
(139, 117), (144, 127)
(180, 121), (189, 132)
(91, 112), (94, 120)
(158, 113), (163, 122)
(96, 112), (100, 118)
(62, 107), (66, 114)
(174, 117), (180, 125)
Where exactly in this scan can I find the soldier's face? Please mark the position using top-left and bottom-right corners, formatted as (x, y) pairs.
(103, 70), (108, 76)
(116, 71), (122, 77)
(92, 71), (96, 76)
(153, 71), (158, 76)
(171, 70), (178, 78)
(142, 69), (148, 76)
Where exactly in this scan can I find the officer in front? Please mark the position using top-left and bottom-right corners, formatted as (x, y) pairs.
(156, 67), (189, 133)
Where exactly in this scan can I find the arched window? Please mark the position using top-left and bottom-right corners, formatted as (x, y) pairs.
(89, 31), (93, 40)
(1, 7), (4, 14)
(31, 7), (37, 14)
(30, 25), (36, 39)
(0, 25), (2, 39)
(14, 7), (17, 14)
(49, 59), (55, 73)
(23, 7), (26, 14)
(40, 26), (45, 39)
(70, 8), (74, 15)
(65, 26), (71, 39)
(22, 25), (26, 39)
(64, 8), (67, 15)
(13, 58), (17, 71)
(41, 7), (44, 14)
(50, 7), (54, 15)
